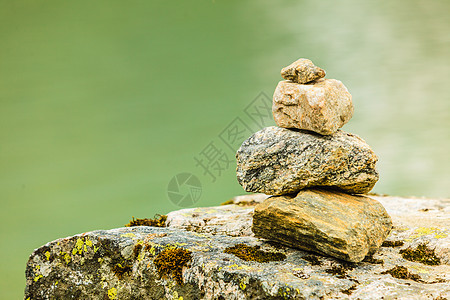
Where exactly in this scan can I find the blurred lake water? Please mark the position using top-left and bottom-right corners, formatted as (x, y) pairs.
(1, 0), (449, 298)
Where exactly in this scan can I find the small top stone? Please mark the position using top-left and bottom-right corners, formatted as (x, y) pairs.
(281, 58), (326, 84)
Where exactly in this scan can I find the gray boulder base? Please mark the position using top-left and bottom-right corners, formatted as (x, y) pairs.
(252, 189), (393, 262)
(25, 194), (450, 299)
(236, 126), (379, 195)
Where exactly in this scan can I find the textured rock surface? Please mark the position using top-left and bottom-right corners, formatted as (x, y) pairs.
(252, 189), (392, 262)
(280, 58), (325, 84)
(236, 126), (379, 195)
(371, 194), (450, 265)
(166, 204), (256, 237)
(25, 194), (449, 300)
(166, 194), (269, 237)
(273, 79), (353, 135)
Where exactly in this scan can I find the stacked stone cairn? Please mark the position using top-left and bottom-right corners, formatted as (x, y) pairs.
(236, 58), (393, 263)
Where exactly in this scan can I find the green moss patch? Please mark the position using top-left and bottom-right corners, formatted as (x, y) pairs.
(220, 199), (259, 206)
(325, 263), (355, 278)
(224, 244), (286, 263)
(302, 254), (321, 266)
(381, 266), (420, 281)
(220, 199), (235, 205)
(325, 265), (347, 278)
(125, 214), (167, 227)
(382, 240), (404, 247)
(133, 243), (143, 259)
(154, 247), (192, 285)
(399, 243), (441, 265)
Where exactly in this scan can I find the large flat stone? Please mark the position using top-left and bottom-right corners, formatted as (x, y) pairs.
(236, 126), (379, 195)
(273, 79), (353, 135)
(25, 194), (450, 300)
(252, 189), (393, 262)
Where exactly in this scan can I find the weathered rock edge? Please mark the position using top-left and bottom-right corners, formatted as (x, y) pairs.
(236, 126), (379, 195)
(252, 189), (393, 262)
(25, 194), (450, 300)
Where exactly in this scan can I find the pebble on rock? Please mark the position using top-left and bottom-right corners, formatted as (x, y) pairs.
(280, 58), (326, 84)
(236, 126), (379, 195)
(273, 79), (353, 135)
(252, 189), (393, 262)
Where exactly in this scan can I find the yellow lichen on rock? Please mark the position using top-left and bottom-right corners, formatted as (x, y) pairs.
(405, 227), (448, 242)
(120, 233), (136, 238)
(74, 238), (84, 255)
(107, 287), (117, 299)
(85, 238), (93, 247)
(60, 251), (71, 264)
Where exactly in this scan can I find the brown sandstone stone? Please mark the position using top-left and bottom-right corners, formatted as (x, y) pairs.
(252, 189), (393, 262)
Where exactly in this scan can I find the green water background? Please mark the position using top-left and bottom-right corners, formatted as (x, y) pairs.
(1, 1), (449, 298)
